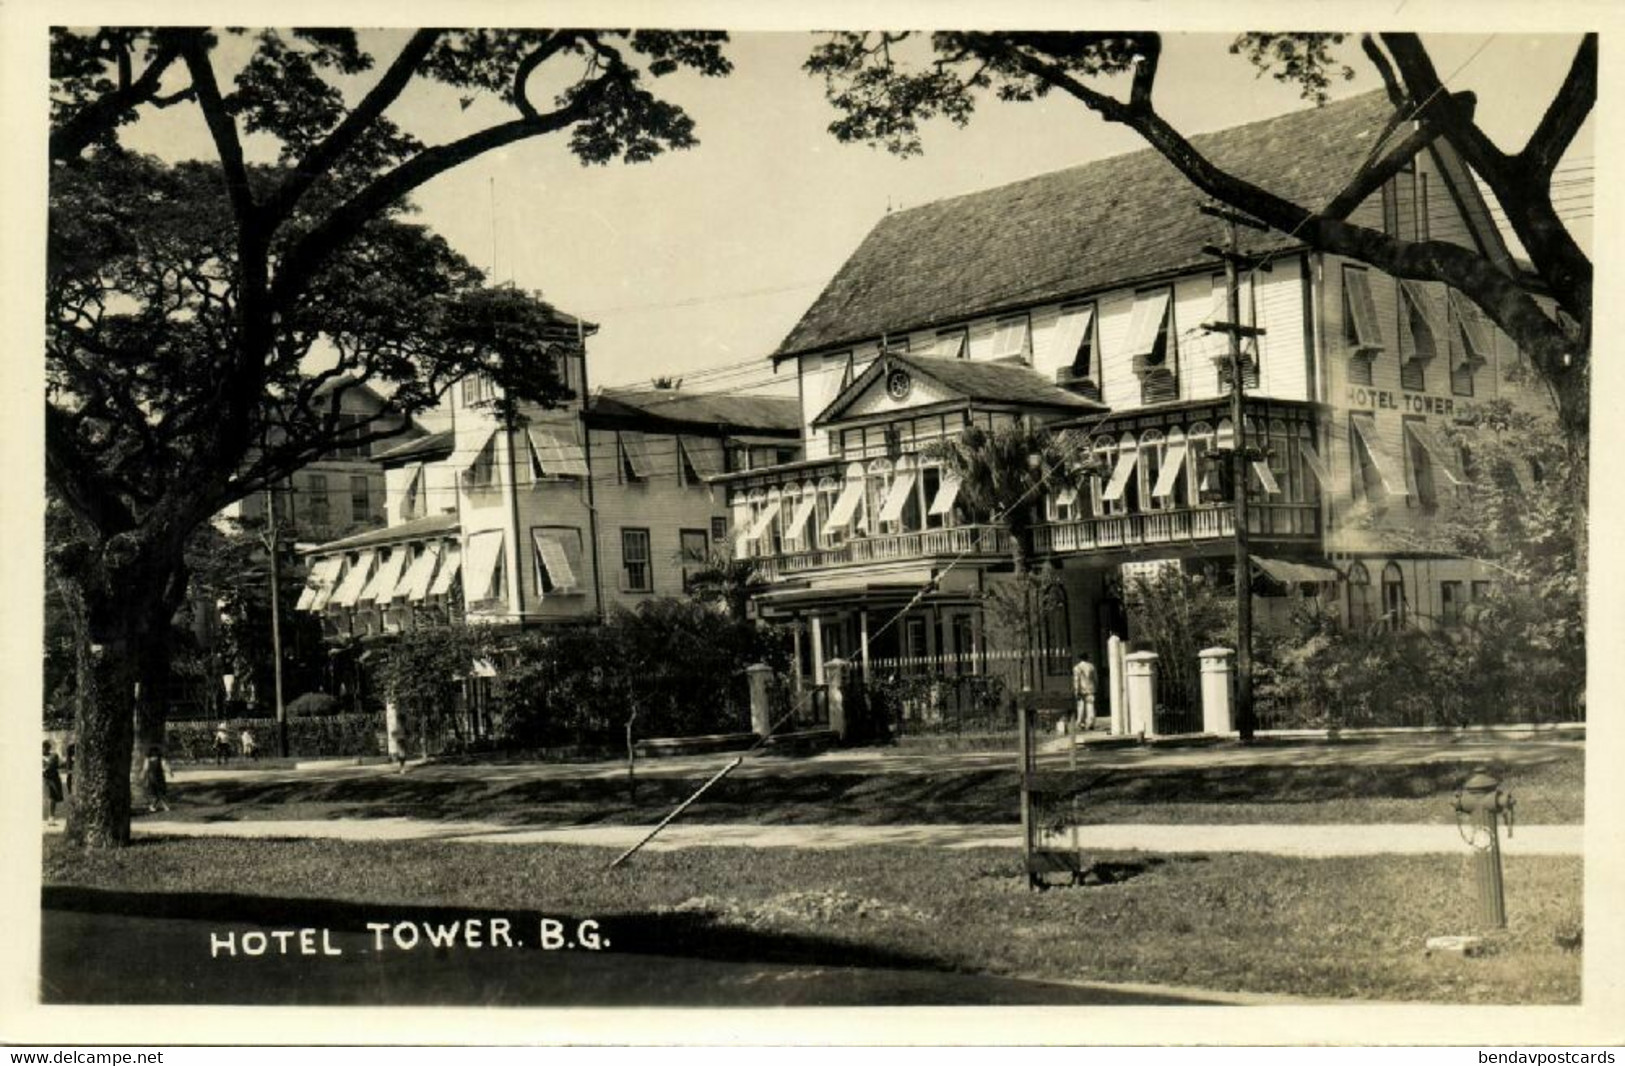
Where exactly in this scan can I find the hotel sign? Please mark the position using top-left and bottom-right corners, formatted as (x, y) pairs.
(1345, 386), (1470, 419)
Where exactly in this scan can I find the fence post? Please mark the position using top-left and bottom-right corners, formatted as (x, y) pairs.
(1199, 647), (1235, 736)
(824, 657), (849, 742)
(746, 663), (775, 737)
(1125, 650), (1159, 737)
(1107, 633), (1127, 736)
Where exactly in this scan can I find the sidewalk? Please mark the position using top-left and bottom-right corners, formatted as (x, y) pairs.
(111, 816), (1584, 857)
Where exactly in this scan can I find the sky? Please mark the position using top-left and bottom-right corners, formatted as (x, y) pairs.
(114, 30), (1593, 395)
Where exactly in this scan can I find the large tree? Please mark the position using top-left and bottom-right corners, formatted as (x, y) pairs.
(47, 28), (731, 847)
(807, 31), (1592, 570)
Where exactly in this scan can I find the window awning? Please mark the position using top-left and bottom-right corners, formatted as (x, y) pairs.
(297, 556), (344, 612)
(1350, 415), (1407, 496)
(822, 478), (866, 532)
(679, 435), (725, 479)
(877, 471), (918, 523)
(428, 545), (461, 597)
(928, 332), (966, 359)
(1052, 485), (1079, 508)
(1123, 291), (1171, 359)
(1449, 290), (1493, 366)
(399, 545), (441, 602)
(1251, 556), (1341, 585)
(989, 317), (1030, 359)
(1298, 439), (1331, 488)
(529, 425), (589, 478)
(1251, 460), (1280, 495)
(1344, 269), (1384, 348)
(1151, 441), (1189, 498)
(329, 550), (377, 608)
(463, 531), (506, 602)
(1050, 305), (1095, 366)
(1404, 421), (1465, 486)
(533, 530), (579, 594)
(471, 658), (498, 679)
(399, 466), (423, 520)
(1399, 281), (1444, 362)
(744, 499), (780, 543)
(619, 431), (655, 478)
(783, 491), (819, 547)
(1101, 447), (1140, 502)
(359, 549), (408, 606)
(464, 430), (496, 472)
(927, 474), (962, 517)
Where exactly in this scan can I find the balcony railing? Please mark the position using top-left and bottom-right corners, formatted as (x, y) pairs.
(1032, 502), (1319, 554)
(751, 524), (1012, 580)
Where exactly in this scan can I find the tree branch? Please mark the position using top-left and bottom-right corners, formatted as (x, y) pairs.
(1322, 123), (1442, 220)
(1520, 33), (1595, 182)
(50, 37), (182, 160)
(178, 34), (255, 225)
(262, 30), (443, 224)
(1360, 34), (1405, 109)
(512, 31), (579, 120)
(1130, 36), (1160, 111)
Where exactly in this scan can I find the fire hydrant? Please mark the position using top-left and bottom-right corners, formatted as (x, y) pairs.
(1454, 766), (1515, 929)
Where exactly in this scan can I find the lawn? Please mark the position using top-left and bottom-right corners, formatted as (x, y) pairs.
(152, 744), (1584, 828)
(42, 836), (1582, 1005)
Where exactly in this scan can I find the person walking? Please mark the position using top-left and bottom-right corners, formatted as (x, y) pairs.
(240, 727), (258, 761)
(1072, 653), (1099, 732)
(213, 723), (232, 765)
(141, 745), (172, 812)
(42, 740), (65, 826)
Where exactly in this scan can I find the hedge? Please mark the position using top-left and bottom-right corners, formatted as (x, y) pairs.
(164, 712), (384, 761)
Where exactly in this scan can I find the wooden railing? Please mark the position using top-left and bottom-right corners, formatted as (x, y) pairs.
(1032, 502), (1319, 554)
(751, 524), (1011, 580)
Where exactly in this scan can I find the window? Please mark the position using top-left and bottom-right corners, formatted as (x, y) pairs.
(327, 412), (374, 460)
(902, 617), (929, 676)
(1403, 417), (1437, 512)
(1053, 303), (1097, 378)
(465, 433), (498, 491)
(1440, 580), (1464, 626)
(1381, 562), (1407, 630)
(1125, 289), (1176, 403)
(1349, 414), (1397, 506)
(461, 374), (494, 407)
(350, 476), (371, 522)
(1210, 275), (1260, 392)
(1451, 359), (1476, 397)
(1139, 430), (1168, 513)
(951, 614), (976, 675)
(307, 474), (329, 528)
(710, 516), (728, 542)
(1347, 562), (1373, 629)
(532, 527), (583, 598)
(1448, 291), (1490, 397)
(930, 328), (968, 359)
(1399, 282), (1438, 392)
(1042, 586), (1071, 676)
(989, 314), (1032, 362)
(621, 528), (652, 592)
(1471, 580), (1492, 604)
(680, 529), (710, 591)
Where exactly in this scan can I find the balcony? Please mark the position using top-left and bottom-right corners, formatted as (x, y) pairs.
(751, 524), (1012, 581)
(1033, 501), (1320, 555)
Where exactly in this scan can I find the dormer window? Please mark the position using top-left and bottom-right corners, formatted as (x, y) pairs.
(929, 328), (968, 359)
(988, 314), (1032, 363)
(461, 373), (495, 408)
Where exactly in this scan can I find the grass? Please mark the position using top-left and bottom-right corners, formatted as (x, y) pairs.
(43, 835), (1582, 1004)
(151, 745), (1584, 828)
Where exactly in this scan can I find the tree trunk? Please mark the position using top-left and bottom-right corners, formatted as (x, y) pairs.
(59, 548), (185, 849)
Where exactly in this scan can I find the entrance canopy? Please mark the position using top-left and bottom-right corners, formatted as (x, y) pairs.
(1251, 555), (1341, 585)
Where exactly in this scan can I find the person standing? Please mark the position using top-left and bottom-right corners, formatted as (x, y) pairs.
(1072, 653), (1099, 732)
(240, 727), (258, 761)
(142, 745), (172, 812)
(42, 740), (65, 826)
(213, 723), (232, 765)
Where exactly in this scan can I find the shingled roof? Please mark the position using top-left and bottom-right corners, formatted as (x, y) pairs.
(775, 90), (1404, 359)
(589, 389), (801, 434)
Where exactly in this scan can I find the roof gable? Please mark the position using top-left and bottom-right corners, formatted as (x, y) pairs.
(777, 90), (1407, 359)
(814, 352), (1106, 427)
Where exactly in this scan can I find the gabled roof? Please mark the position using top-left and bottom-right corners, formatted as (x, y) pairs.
(776, 90), (1406, 359)
(301, 513), (460, 556)
(588, 389), (801, 435)
(372, 428), (454, 465)
(815, 352), (1106, 427)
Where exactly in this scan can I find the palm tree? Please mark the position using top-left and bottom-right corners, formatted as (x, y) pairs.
(924, 423), (1094, 688)
(680, 544), (770, 621)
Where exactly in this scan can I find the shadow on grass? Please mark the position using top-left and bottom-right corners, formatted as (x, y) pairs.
(165, 754), (1580, 827)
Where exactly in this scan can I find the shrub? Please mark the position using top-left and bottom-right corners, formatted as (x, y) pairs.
(164, 713), (383, 759)
(286, 692), (339, 717)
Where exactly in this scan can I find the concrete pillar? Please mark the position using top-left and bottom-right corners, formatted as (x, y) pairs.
(1124, 650), (1159, 737)
(859, 610), (871, 675)
(1107, 633), (1127, 736)
(1199, 647), (1235, 736)
(810, 616), (826, 685)
(385, 698), (403, 758)
(824, 657), (849, 741)
(791, 620), (805, 690)
(746, 663), (775, 737)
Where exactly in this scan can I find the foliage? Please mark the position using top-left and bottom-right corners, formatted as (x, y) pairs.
(162, 712), (384, 760)
(1123, 564), (1233, 715)
(286, 692), (340, 717)
(374, 623), (494, 752)
(677, 544), (769, 621)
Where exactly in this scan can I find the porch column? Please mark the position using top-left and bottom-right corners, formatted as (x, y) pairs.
(811, 615), (826, 686)
(859, 609), (871, 675)
(791, 619), (806, 691)
(1108, 633), (1128, 736)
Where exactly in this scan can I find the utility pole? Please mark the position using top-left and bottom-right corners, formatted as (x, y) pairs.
(263, 485), (290, 757)
(1199, 203), (1268, 743)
